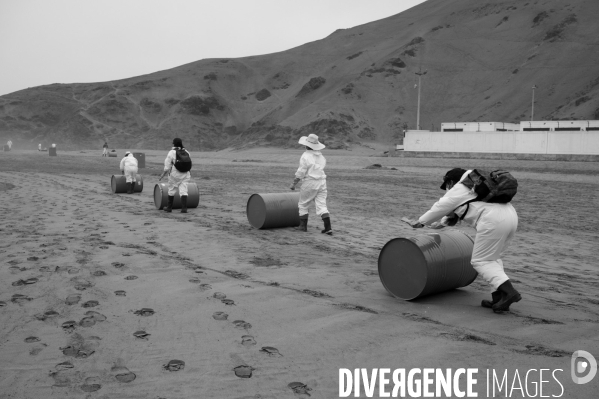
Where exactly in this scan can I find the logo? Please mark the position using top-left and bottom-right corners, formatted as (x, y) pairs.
(571, 350), (597, 384)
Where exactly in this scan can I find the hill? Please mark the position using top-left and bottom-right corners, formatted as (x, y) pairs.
(1, 0), (599, 150)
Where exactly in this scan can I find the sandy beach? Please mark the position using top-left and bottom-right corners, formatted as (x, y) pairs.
(0, 147), (597, 398)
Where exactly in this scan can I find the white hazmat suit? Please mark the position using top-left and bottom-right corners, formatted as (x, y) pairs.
(418, 170), (518, 291)
(120, 154), (139, 183)
(164, 147), (191, 196)
(295, 150), (329, 217)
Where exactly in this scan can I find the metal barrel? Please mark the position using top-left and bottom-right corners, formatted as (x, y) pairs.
(153, 182), (200, 210)
(49, 148), (57, 156)
(132, 152), (145, 168)
(378, 230), (478, 300)
(246, 192), (301, 229)
(111, 175), (144, 193)
(108, 153), (117, 158)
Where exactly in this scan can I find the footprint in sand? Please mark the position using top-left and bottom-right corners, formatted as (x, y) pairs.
(163, 360), (185, 372)
(112, 262), (125, 268)
(288, 382), (312, 396)
(212, 312), (228, 320)
(36, 310), (59, 321)
(233, 365), (254, 378)
(124, 275), (138, 280)
(12, 277), (38, 286)
(0, 301), (7, 308)
(92, 270), (107, 276)
(189, 277), (201, 284)
(80, 376), (102, 392)
(241, 335), (256, 347)
(11, 294), (32, 304)
(260, 347), (283, 357)
(134, 308), (155, 317)
(81, 300), (99, 308)
(55, 361), (74, 370)
(68, 268), (79, 274)
(62, 321), (77, 333)
(221, 299), (235, 306)
(232, 320), (252, 329)
(198, 284), (212, 291)
(115, 290), (126, 296)
(133, 330), (150, 340)
(24, 336), (41, 343)
(213, 292), (226, 299)
(27, 256), (39, 261)
(112, 364), (137, 383)
(65, 294), (81, 305)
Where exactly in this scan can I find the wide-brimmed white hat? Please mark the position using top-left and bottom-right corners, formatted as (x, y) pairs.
(125, 151), (131, 156)
(298, 134), (325, 150)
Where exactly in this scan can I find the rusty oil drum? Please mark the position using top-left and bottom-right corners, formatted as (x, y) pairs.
(378, 230), (478, 300)
(154, 182), (200, 210)
(246, 192), (301, 229)
(111, 175), (143, 193)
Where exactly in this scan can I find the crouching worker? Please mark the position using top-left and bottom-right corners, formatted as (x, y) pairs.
(159, 138), (192, 213)
(120, 151), (139, 194)
(408, 168), (521, 313)
(290, 134), (332, 235)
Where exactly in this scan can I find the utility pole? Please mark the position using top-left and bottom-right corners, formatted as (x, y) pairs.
(531, 84), (537, 121)
(415, 68), (427, 130)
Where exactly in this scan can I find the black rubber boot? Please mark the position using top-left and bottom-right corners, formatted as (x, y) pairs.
(164, 195), (174, 213)
(492, 280), (521, 313)
(321, 213), (332, 235)
(180, 196), (188, 213)
(131, 182), (136, 193)
(296, 215), (308, 232)
(481, 291), (501, 308)
(126, 182), (133, 194)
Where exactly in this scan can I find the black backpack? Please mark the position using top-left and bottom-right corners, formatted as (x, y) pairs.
(456, 169), (518, 220)
(173, 148), (192, 172)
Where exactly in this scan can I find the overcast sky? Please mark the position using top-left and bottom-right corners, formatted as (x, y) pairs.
(0, 0), (426, 96)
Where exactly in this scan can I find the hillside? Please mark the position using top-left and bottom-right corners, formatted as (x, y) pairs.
(1, 0), (599, 150)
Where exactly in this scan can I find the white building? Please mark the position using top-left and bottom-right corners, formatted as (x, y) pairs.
(441, 122), (519, 132)
(404, 120), (599, 155)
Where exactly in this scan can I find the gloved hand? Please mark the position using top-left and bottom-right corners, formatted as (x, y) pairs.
(290, 178), (300, 191)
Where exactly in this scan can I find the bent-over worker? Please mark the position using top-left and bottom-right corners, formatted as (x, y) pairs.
(409, 168), (521, 313)
(119, 151), (139, 194)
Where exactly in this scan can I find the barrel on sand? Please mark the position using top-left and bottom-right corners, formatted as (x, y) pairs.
(111, 175), (143, 193)
(49, 147), (57, 156)
(378, 230), (478, 300)
(108, 153), (117, 158)
(154, 182), (200, 210)
(246, 192), (301, 229)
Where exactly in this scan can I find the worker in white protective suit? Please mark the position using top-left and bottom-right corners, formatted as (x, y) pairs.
(290, 134), (332, 235)
(408, 168), (521, 313)
(119, 151), (139, 194)
(159, 137), (191, 213)
(7, 140), (12, 150)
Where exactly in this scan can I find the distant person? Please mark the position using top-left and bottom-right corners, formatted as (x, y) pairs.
(159, 138), (192, 213)
(407, 168), (521, 313)
(290, 134), (332, 235)
(7, 139), (12, 150)
(119, 151), (139, 194)
(102, 142), (108, 157)
(38, 143), (42, 151)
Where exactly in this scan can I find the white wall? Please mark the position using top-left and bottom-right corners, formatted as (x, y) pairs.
(404, 130), (599, 155)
